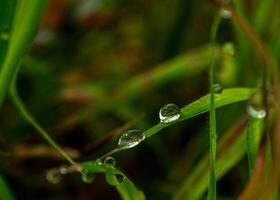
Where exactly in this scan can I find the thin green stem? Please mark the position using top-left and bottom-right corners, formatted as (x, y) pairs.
(10, 76), (77, 166)
(207, 12), (221, 200)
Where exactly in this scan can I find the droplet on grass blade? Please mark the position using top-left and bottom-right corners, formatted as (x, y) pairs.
(115, 174), (125, 183)
(46, 169), (62, 184)
(118, 129), (145, 149)
(104, 156), (116, 167)
(213, 83), (223, 94)
(220, 9), (232, 19)
(247, 105), (266, 119)
(159, 103), (181, 123)
(82, 172), (95, 183)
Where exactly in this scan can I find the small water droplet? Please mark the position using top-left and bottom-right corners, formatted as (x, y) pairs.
(247, 105), (266, 119)
(104, 156), (116, 167)
(96, 159), (103, 165)
(115, 174), (125, 183)
(46, 169), (62, 184)
(220, 9), (232, 19)
(82, 172), (95, 183)
(213, 83), (223, 94)
(59, 166), (68, 174)
(105, 173), (120, 186)
(118, 129), (145, 149)
(159, 103), (181, 123)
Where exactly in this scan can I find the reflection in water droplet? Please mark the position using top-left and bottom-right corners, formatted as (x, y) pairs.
(159, 103), (181, 123)
(220, 9), (232, 19)
(247, 105), (266, 119)
(118, 129), (145, 149)
(82, 172), (95, 183)
(213, 83), (223, 94)
(46, 169), (62, 184)
(115, 174), (125, 183)
(104, 156), (116, 167)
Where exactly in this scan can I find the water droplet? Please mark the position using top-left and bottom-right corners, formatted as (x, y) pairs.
(213, 83), (223, 94)
(159, 103), (181, 123)
(223, 42), (235, 56)
(59, 166), (68, 174)
(0, 28), (10, 40)
(46, 169), (62, 184)
(105, 173), (120, 186)
(96, 159), (103, 165)
(220, 9), (232, 19)
(247, 105), (266, 119)
(82, 172), (95, 183)
(115, 174), (125, 183)
(104, 156), (116, 167)
(118, 129), (145, 149)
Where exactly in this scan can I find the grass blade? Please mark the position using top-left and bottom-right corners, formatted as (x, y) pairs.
(81, 161), (145, 200)
(144, 88), (255, 138)
(208, 12), (221, 200)
(246, 117), (264, 175)
(0, 174), (14, 200)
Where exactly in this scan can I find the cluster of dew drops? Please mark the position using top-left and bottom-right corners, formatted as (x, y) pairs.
(46, 103), (182, 184)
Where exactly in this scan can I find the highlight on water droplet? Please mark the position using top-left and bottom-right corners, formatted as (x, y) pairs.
(82, 172), (95, 183)
(159, 103), (181, 123)
(213, 83), (223, 94)
(117, 129), (145, 149)
(247, 105), (266, 119)
(104, 156), (116, 167)
(46, 169), (62, 184)
(115, 174), (125, 183)
(220, 9), (232, 19)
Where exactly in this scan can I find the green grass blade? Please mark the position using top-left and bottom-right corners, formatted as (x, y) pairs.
(0, 174), (14, 200)
(144, 88), (255, 138)
(10, 79), (76, 165)
(173, 117), (248, 200)
(0, 0), (16, 66)
(246, 117), (264, 175)
(208, 12), (221, 200)
(81, 161), (145, 200)
(0, 0), (48, 107)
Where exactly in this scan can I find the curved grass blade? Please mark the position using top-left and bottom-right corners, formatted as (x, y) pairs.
(246, 117), (264, 175)
(144, 88), (255, 138)
(173, 116), (249, 200)
(81, 161), (145, 200)
(0, 0), (48, 107)
(0, 174), (14, 200)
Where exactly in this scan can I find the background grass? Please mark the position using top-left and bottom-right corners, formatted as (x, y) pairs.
(0, 0), (279, 199)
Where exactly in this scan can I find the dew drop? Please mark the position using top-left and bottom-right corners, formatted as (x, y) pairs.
(59, 166), (68, 174)
(213, 83), (223, 94)
(118, 129), (145, 149)
(220, 9), (232, 19)
(247, 105), (266, 119)
(159, 103), (181, 123)
(104, 156), (116, 167)
(105, 173), (120, 186)
(115, 174), (125, 183)
(82, 172), (95, 183)
(46, 169), (62, 184)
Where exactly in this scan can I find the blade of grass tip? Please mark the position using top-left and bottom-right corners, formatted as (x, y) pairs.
(208, 11), (221, 200)
(0, 174), (14, 200)
(10, 75), (76, 166)
(246, 117), (264, 176)
(0, 0), (48, 108)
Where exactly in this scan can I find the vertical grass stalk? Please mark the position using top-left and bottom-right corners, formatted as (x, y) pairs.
(207, 12), (221, 200)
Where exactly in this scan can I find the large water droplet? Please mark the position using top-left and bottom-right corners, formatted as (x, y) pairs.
(213, 83), (223, 94)
(82, 172), (95, 183)
(247, 105), (266, 119)
(104, 156), (116, 167)
(118, 129), (145, 149)
(159, 103), (181, 123)
(220, 9), (232, 19)
(46, 169), (62, 184)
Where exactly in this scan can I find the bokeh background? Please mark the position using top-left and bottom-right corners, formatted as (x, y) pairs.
(0, 0), (279, 199)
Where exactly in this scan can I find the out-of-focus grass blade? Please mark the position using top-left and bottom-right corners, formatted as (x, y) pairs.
(81, 161), (145, 200)
(144, 88), (255, 138)
(0, 174), (14, 200)
(173, 117), (249, 200)
(0, 0), (48, 106)
(246, 117), (264, 175)
(0, 0), (16, 66)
